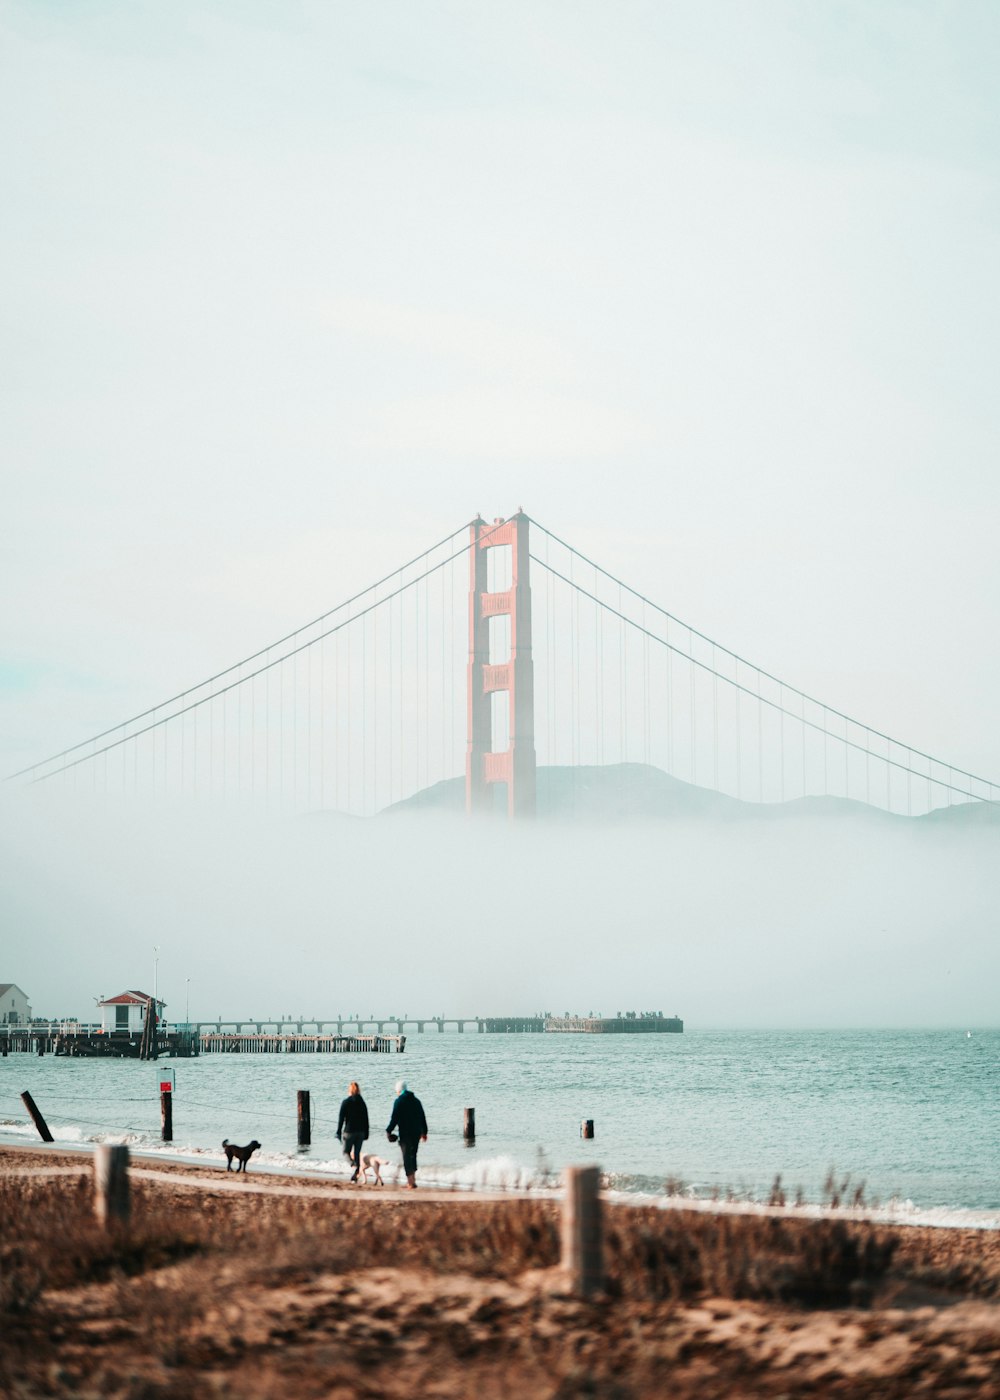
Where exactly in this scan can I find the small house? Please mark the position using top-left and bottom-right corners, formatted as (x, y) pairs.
(97, 990), (165, 1035)
(0, 983), (32, 1026)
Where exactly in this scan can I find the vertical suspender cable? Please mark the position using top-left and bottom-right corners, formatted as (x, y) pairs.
(222, 691), (227, 797)
(735, 661), (741, 800)
(622, 595), (628, 767)
(712, 645), (719, 792)
(689, 630), (696, 787)
(779, 684), (784, 803)
(666, 619), (673, 776)
(399, 582), (404, 796)
(595, 575), (601, 768)
(320, 631), (325, 813)
(389, 589), (394, 804)
(597, 578), (603, 767)
(757, 670), (763, 802)
(644, 606), (650, 767)
(843, 716), (849, 800)
(238, 669), (243, 797)
(306, 639), (312, 808)
(441, 557), (446, 786)
(619, 584), (626, 766)
(907, 749), (912, 816)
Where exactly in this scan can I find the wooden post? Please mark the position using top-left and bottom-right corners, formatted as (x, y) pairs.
(94, 1145), (130, 1227)
(297, 1089), (311, 1146)
(581, 1119), (595, 1139)
(463, 1107), (476, 1142)
(20, 1090), (54, 1142)
(562, 1165), (603, 1297)
(161, 1090), (173, 1142)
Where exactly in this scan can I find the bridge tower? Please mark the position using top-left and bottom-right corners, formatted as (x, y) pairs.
(466, 512), (536, 818)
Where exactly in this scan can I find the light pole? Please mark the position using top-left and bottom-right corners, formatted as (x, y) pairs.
(185, 978), (191, 1026)
(152, 945), (160, 1013)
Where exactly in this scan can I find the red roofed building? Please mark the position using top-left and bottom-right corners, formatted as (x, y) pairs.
(97, 990), (165, 1035)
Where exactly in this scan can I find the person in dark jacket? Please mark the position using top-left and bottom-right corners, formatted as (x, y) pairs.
(336, 1081), (369, 1182)
(386, 1079), (428, 1189)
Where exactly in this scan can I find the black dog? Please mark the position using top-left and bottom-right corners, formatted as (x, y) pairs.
(222, 1138), (262, 1173)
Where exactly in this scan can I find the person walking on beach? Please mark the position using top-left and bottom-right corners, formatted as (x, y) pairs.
(336, 1080), (369, 1183)
(386, 1079), (428, 1190)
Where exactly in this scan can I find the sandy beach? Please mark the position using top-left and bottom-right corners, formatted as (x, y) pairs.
(2, 1142), (1000, 1398)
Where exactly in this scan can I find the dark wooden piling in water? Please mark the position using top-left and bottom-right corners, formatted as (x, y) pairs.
(463, 1107), (476, 1142)
(161, 1090), (173, 1142)
(20, 1090), (53, 1142)
(562, 1164), (603, 1297)
(297, 1089), (311, 1146)
(581, 1118), (594, 1139)
(94, 1145), (130, 1227)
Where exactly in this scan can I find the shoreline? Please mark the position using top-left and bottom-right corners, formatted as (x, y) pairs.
(2, 1136), (998, 1232)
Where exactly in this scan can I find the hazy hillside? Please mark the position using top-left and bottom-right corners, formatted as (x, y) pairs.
(385, 762), (998, 827)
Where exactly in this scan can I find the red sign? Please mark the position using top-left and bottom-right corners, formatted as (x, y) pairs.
(159, 1081), (172, 1093)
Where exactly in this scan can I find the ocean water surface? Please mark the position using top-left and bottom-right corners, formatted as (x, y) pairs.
(1, 1028), (997, 1226)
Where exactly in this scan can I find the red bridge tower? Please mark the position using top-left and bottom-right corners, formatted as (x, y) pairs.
(466, 512), (536, 818)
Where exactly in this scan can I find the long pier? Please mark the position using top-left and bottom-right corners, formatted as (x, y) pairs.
(1, 1011), (682, 1059)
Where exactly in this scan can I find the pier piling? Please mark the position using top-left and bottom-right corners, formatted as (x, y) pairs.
(297, 1089), (311, 1147)
(20, 1090), (53, 1143)
(160, 1090), (173, 1142)
(463, 1107), (476, 1142)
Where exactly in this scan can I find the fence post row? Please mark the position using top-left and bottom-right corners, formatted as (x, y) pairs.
(94, 1144), (131, 1228)
(562, 1164), (604, 1298)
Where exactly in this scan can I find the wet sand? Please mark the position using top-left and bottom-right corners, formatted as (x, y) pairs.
(2, 1143), (999, 1398)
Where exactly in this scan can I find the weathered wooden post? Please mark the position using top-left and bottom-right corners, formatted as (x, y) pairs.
(297, 1089), (311, 1146)
(463, 1107), (476, 1142)
(562, 1165), (603, 1297)
(161, 1090), (173, 1142)
(94, 1145), (130, 1228)
(20, 1090), (54, 1143)
(581, 1118), (595, 1139)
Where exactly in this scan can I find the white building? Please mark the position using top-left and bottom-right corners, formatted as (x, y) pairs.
(97, 990), (165, 1035)
(0, 983), (32, 1026)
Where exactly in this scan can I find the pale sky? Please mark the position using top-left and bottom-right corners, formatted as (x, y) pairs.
(3, 0), (999, 784)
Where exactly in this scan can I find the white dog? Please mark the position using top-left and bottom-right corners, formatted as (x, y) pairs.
(358, 1153), (392, 1186)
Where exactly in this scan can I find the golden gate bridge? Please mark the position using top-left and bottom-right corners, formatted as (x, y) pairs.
(9, 511), (998, 817)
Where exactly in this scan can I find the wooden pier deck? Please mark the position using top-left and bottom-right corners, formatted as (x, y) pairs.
(199, 1033), (405, 1054)
(0, 1029), (200, 1058)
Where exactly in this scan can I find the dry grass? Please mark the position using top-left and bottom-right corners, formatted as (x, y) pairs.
(4, 1161), (1000, 1400)
(1, 1168), (975, 1319)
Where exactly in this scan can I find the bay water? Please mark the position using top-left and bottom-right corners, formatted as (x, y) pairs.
(2, 1028), (997, 1227)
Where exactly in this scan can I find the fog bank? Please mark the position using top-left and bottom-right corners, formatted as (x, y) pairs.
(1, 786), (997, 1030)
